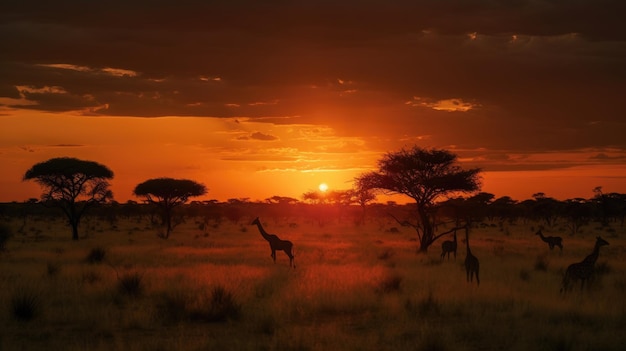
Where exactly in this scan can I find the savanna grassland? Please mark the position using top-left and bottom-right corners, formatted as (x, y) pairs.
(1, 215), (625, 351)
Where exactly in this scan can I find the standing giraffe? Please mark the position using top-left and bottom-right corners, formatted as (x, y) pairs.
(560, 236), (609, 294)
(251, 217), (295, 268)
(535, 230), (563, 251)
(440, 229), (457, 261)
(464, 225), (480, 286)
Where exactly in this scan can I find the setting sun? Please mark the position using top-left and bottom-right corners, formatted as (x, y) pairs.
(318, 183), (329, 192)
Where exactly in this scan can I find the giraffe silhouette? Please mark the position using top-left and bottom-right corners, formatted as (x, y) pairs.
(440, 229), (457, 261)
(535, 230), (563, 251)
(251, 217), (295, 268)
(560, 236), (609, 294)
(464, 226), (479, 286)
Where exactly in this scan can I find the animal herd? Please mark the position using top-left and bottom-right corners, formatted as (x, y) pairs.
(251, 217), (611, 295)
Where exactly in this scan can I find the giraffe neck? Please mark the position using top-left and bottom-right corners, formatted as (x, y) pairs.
(255, 221), (272, 242)
(584, 243), (602, 265)
(538, 232), (547, 241)
(465, 228), (471, 254)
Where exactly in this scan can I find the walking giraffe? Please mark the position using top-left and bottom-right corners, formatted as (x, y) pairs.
(464, 225), (480, 286)
(560, 236), (609, 294)
(251, 217), (295, 268)
(535, 229), (563, 252)
(441, 229), (458, 261)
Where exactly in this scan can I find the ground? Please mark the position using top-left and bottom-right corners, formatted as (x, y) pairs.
(1, 216), (625, 351)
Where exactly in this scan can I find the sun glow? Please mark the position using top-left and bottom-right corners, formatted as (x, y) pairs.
(318, 183), (329, 192)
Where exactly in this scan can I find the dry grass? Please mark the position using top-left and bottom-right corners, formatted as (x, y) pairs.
(0, 216), (625, 350)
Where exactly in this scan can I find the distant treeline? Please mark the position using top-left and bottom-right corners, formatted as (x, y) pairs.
(2, 190), (625, 234)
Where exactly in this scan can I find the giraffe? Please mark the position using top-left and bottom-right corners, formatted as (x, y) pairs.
(463, 225), (479, 286)
(560, 236), (609, 294)
(251, 217), (295, 268)
(535, 230), (563, 251)
(440, 229), (457, 261)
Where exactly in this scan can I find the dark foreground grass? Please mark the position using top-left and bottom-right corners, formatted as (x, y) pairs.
(0, 217), (625, 351)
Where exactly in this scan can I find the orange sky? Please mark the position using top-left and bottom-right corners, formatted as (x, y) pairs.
(1, 1), (626, 203)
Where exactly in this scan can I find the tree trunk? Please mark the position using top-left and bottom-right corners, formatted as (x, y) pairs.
(418, 225), (434, 253)
(71, 221), (79, 241)
(164, 207), (172, 239)
(417, 207), (433, 253)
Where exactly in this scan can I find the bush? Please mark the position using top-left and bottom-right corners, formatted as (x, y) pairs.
(376, 274), (402, 294)
(10, 287), (42, 321)
(155, 289), (192, 324)
(117, 272), (144, 298)
(189, 285), (241, 322)
(46, 261), (61, 277)
(405, 291), (440, 317)
(534, 255), (548, 271)
(85, 246), (107, 264)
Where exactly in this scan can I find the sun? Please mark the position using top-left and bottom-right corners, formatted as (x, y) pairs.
(318, 183), (329, 192)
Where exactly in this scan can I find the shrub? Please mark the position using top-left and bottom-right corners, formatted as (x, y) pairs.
(406, 291), (440, 317)
(155, 289), (192, 324)
(376, 274), (402, 294)
(534, 255), (548, 271)
(46, 261), (61, 277)
(519, 269), (530, 281)
(82, 270), (102, 285)
(117, 272), (144, 298)
(189, 285), (241, 322)
(85, 246), (107, 264)
(377, 248), (395, 260)
(10, 287), (42, 321)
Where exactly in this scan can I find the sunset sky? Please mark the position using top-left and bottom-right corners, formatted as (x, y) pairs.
(2, 1), (626, 204)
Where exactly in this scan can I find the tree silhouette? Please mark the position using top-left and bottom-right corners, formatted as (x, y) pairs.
(133, 178), (207, 238)
(23, 157), (114, 240)
(356, 147), (481, 252)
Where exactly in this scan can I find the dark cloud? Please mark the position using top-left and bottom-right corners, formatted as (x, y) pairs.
(1, 0), (626, 157)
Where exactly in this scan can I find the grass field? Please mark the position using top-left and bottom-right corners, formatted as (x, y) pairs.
(1, 215), (625, 351)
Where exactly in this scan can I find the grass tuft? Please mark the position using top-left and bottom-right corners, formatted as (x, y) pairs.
(10, 287), (42, 322)
(406, 291), (440, 317)
(117, 272), (144, 298)
(376, 274), (402, 294)
(377, 248), (395, 260)
(155, 289), (192, 324)
(46, 261), (61, 277)
(519, 269), (531, 281)
(188, 285), (241, 322)
(534, 255), (549, 271)
(85, 246), (107, 264)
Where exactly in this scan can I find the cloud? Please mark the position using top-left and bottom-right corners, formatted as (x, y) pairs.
(237, 132), (279, 141)
(406, 97), (478, 112)
(590, 153), (626, 161)
(0, 0), (625, 159)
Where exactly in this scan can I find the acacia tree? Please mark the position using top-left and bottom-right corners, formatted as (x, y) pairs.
(356, 147), (481, 252)
(133, 178), (207, 239)
(23, 157), (114, 240)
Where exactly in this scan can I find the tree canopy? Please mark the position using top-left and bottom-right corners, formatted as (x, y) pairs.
(356, 147), (481, 252)
(23, 157), (114, 240)
(133, 177), (207, 238)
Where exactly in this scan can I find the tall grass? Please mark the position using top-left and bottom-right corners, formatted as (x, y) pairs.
(0, 217), (624, 350)
(0, 223), (12, 251)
